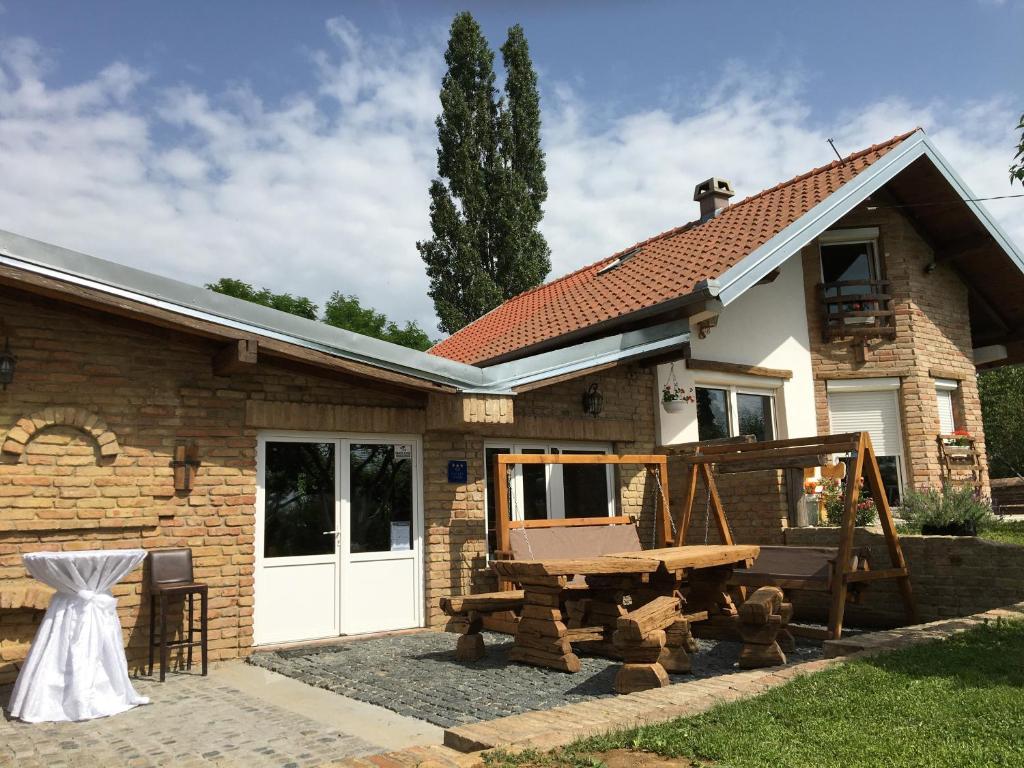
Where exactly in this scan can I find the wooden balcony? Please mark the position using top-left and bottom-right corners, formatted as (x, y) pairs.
(819, 279), (896, 341)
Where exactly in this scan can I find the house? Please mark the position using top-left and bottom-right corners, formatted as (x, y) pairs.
(432, 128), (1024, 542)
(0, 128), (1020, 681)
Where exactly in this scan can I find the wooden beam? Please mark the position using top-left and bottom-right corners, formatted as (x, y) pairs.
(212, 338), (258, 375)
(513, 361), (618, 393)
(0, 265), (458, 394)
(497, 453), (668, 466)
(686, 358), (793, 380)
(934, 233), (990, 263)
(637, 344), (692, 369)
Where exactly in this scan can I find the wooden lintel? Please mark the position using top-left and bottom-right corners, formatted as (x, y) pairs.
(213, 338), (259, 375)
(815, 369), (912, 381)
(686, 358), (793, 381)
(928, 367), (964, 382)
(638, 344), (692, 369)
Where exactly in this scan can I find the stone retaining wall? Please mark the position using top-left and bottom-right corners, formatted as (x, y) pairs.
(784, 527), (1024, 626)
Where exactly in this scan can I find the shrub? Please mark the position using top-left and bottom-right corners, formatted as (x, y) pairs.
(900, 486), (994, 533)
(821, 476), (878, 527)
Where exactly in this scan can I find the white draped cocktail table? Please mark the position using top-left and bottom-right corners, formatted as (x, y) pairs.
(8, 549), (150, 723)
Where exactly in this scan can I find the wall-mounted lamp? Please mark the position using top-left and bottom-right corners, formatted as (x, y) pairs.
(0, 338), (16, 390)
(582, 383), (603, 418)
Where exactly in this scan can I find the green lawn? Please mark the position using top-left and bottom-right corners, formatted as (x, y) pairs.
(485, 620), (1024, 768)
(981, 519), (1024, 546)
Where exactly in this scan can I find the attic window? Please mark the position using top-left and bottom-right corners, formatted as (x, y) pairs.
(597, 248), (640, 275)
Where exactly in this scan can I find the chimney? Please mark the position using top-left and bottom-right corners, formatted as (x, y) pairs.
(693, 177), (735, 221)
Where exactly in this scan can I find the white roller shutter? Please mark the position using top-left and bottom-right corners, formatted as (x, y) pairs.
(827, 389), (903, 457)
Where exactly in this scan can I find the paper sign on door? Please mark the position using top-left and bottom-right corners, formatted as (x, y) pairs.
(395, 444), (413, 460)
(391, 521), (411, 551)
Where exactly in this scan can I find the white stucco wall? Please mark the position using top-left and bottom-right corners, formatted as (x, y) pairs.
(656, 253), (817, 445)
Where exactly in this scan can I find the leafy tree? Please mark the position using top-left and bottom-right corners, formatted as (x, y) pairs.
(978, 364), (1024, 478)
(322, 293), (432, 351)
(207, 279), (433, 351)
(206, 277), (318, 319)
(1012, 113), (1024, 185)
(418, 13), (550, 334)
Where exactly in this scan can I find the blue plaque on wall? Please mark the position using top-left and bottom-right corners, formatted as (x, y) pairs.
(447, 460), (468, 484)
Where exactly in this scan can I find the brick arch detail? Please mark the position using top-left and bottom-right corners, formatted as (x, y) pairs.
(1, 407), (120, 458)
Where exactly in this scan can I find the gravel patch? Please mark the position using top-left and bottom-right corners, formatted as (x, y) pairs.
(247, 631), (823, 728)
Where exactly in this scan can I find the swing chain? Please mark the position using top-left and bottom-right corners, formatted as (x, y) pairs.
(650, 465), (675, 548)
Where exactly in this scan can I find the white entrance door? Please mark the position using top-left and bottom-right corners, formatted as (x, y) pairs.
(254, 434), (423, 645)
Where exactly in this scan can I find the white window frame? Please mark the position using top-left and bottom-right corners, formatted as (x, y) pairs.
(694, 380), (779, 441)
(935, 378), (958, 435)
(483, 441), (615, 552)
(818, 229), (882, 303)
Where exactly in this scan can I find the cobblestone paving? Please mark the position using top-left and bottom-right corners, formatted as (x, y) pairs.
(248, 631), (823, 728)
(0, 673), (378, 768)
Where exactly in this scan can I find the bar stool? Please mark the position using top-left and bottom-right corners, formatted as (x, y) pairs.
(147, 548), (208, 682)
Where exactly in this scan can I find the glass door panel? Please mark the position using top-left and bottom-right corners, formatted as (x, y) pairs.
(520, 447), (548, 521)
(560, 449), (612, 519)
(263, 441), (336, 557)
(349, 444), (414, 553)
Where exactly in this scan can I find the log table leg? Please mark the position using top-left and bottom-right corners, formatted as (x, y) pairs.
(613, 628), (669, 693)
(508, 576), (581, 673)
(659, 618), (695, 673)
(737, 586), (788, 669)
(455, 613), (486, 662)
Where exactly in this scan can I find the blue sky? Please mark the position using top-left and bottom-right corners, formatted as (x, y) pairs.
(1, 1), (1021, 334)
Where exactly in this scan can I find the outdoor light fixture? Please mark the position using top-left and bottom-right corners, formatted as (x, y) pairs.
(582, 383), (603, 418)
(0, 338), (15, 390)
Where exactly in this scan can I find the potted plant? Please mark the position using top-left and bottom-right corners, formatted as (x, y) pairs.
(662, 383), (694, 414)
(901, 485), (993, 536)
(796, 478), (820, 527)
(821, 476), (878, 527)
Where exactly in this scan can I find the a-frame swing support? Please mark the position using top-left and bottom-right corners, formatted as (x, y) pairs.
(675, 431), (918, 639)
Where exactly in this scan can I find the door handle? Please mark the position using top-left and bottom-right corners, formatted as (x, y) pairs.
(323, 530), (341, 535)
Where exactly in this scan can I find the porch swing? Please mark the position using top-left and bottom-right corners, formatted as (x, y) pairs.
(675, 431), (918, 639)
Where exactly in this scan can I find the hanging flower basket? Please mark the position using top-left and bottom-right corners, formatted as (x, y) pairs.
(661, 364), (694, 413)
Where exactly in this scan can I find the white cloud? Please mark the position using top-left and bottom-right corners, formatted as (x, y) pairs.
(0, 23), (1020, 337)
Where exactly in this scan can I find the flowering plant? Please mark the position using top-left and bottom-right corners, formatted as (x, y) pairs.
(662, 383), (695, 404)
(943, 428), (972, 447)
(803, 478), (819, 495)
(821, 476), (877, 527)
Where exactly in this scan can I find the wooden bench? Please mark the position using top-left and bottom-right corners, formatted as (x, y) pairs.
(440, 591), (525, 661)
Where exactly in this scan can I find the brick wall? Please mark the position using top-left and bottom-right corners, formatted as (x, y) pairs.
(785, 527), (1024, 626)
(802, 203), (988, 493)
(0, 290), (423, 683)
(0, 289), (663, 676)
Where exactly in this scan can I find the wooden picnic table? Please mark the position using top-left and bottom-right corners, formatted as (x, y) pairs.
(491, 544), (759, 674)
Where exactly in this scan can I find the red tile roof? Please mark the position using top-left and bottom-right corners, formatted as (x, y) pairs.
(430, 130), (918, 365)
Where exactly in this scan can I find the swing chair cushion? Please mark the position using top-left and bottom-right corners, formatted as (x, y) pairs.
(729, 546), (870, 591)
(507, 522), (642, 562)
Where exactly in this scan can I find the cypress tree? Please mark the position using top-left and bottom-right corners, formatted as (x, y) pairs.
(418, 13), (550, 335)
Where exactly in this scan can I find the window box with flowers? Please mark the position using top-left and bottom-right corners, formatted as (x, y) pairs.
(940, 429), (974, 461)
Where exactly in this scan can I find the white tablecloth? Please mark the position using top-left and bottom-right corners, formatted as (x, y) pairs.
(8, 549), (150, 723)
